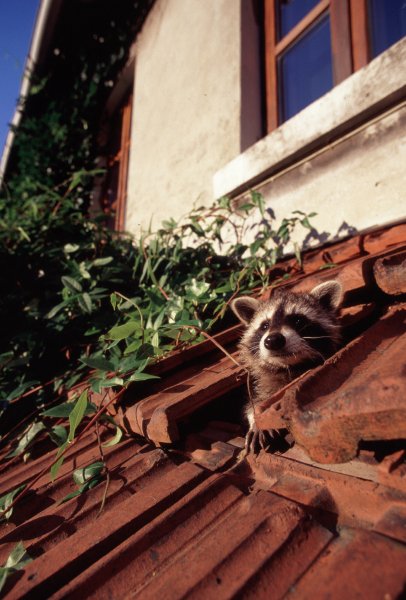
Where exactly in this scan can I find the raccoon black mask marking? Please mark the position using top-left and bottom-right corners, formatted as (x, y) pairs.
(231, 280), (343, 431)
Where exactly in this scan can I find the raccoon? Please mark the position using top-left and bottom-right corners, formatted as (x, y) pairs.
(231, 280), (343, 451)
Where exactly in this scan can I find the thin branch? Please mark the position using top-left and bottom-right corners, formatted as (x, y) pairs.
(95, 417), (110, 517)
(0, 386), (125, 520)
(180, 325), (244, 370)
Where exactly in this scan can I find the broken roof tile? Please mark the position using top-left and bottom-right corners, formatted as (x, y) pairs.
(256, 303), (406, 463)
(373, 248), (406, 295)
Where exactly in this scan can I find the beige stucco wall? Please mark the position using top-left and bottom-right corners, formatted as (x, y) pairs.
(125, 3), (405, 242)
(214, 37), (406, 246)
(125, 0), (243, 234)
(236, 104), (406, 254)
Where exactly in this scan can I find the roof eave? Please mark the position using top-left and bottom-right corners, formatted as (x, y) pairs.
(0, 0), (63, 186)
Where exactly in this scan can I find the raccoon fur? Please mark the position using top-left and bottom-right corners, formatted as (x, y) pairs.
(231, 280), (343, 450)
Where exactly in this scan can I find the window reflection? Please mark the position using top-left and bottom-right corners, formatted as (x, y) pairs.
(278, 14), (333, 122)
(277, 0), (320, 39)
(369, 0), (406, 57)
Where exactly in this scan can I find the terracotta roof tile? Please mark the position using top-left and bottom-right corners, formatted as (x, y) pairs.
(1, 223), (405, 598)
(256, 303), (406, 463)
(284, 528), (406, 600)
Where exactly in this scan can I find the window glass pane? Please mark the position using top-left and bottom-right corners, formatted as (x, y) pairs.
(278, 14), (333, 123)
(278, 0), (320, 39)
(369, 0), (406, 57)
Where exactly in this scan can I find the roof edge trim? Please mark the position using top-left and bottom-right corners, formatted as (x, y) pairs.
(0, 0), (61, 185)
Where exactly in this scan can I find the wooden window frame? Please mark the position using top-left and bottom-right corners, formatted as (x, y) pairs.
(264, 0), (371, 132)
(100, 92), (133, 231)
(114, 94), (132, 231)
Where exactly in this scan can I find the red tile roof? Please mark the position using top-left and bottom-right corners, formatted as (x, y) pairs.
(1, 222), (405, 598)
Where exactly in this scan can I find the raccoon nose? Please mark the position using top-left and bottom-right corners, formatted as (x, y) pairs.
(264, 332), (286, 351)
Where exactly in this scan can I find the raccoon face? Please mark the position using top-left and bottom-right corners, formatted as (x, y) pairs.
(231, 280), (343, 369)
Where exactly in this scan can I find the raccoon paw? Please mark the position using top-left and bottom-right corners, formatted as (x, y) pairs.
(245, 425), (289, 455)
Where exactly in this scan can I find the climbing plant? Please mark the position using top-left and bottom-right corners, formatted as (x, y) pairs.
(0, 0), (317, 548)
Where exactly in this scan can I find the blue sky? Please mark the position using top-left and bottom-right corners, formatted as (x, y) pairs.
(0, 0), (39, 158)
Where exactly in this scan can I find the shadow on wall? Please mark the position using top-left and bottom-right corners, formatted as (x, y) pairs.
(302, 221), (359, 250)
(259, 205), (358, 252)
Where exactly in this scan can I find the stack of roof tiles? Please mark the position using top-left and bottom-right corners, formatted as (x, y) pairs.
(1, 223), (405, 599)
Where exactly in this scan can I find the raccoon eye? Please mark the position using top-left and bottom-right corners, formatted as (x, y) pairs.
(288, 314), (308, 330)
(260, 321), (270, 331)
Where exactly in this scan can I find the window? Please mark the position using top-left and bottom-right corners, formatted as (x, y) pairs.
(368, 0), (406, 58)
(264, 0), (406, 131)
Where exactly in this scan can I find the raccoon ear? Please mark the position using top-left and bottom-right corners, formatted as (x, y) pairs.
(310, 280), (343, 311)
(230, 296), (259, 325)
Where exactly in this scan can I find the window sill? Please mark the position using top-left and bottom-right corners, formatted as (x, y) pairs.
(213, 37), (406, 200)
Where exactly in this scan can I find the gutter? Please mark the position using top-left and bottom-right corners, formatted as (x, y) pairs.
(0, 0), (60, 186)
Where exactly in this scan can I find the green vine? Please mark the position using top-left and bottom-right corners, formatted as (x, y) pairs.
(0, 180), (314, 453)
(0, 0), (317, 540)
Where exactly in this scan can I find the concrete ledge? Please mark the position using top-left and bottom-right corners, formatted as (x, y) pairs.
(213, 37), (406, 199)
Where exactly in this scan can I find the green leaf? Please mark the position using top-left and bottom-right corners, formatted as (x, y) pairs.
(92, 256), (113, 266)
(68, 389), (88, 442)
(110, 292), (117, 310)
(6, 422), (45, 458)
(0, 569), (7, 593)
(102, 425), (123, 447)
(64, 243), (79, 253)
(123, 340), (142, 355)
(249, 239), (263, 256)
(49, 425), (68, 447)
(300, 216), (312, 230)
(58, 489), (82, 504)
(98, 376), (124, 388)
(43, 404), (72, 418)
(50, 441), (68, 481)
(151, 331), (159, 347)
(90, 379), (102, 394)
(127, 372), (160, 382)
(84, 325), (102, 337)
(73, 461), (104, 486)
(78, 292), (93, 313)
(4, 541), (32, 570)
(80, 356), (115, 372)
(42, 401), (96, 418)
(218, 196), (231, 210)
(107, 321), (139, 341)
(58, 472), (102, 504)
(185, 279), (210, 298)
(137, 343), (156, 359)
(61, 276), (82, 292)
(251, 191), (265, 217)
(239, 202), (254, 213)
(0, 484), (26, 522)
(164, 327), (195, 341)
(67, 171), (84, 193)
(118, 354), (147, 372)
(59, 474), (102, 504)
(46, 300), (68, 319)
(17, 226), (31, 242)
(0, 542), (32, 593)
(153, 309), (166, 331)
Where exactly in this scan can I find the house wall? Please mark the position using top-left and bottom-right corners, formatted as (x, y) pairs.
(125, 1), (405, 241)
(214, 36), (406, 247)
(125, 0), (248, 233)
